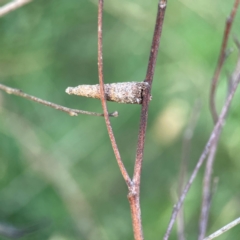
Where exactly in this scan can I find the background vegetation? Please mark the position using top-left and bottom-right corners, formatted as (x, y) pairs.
(0, 0), (240, 239)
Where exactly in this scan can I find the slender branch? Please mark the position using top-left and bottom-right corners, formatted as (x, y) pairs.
(199, 50), (240, 239)
(198, 140), (218, 240)
(133, 0), (167, 198)
(126, 1), (167, 240)
(204, 217), (240, 240)
(97, 0), (132, 187)
(210, 0), (240, 123)
(0, 0), (32, 17)
(163, 55), (240, 240)
(97, 1), (167, 239)
(0, 83), (118, 117)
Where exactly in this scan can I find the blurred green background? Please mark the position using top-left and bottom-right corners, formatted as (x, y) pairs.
(0, 0), (240, 239)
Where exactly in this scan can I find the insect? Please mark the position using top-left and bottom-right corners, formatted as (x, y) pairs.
(66, 82), (150, 104)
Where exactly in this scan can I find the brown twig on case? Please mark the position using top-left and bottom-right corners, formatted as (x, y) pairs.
(97, 0), (167, 239)
(129, 1), (167, 239)
(199, 41), (240, 240)
(0, 83), (118, 117)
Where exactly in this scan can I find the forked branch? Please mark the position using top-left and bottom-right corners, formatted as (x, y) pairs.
(210, 0), (240, 123)
(128, 1), (167, 239)
(97, 1), (167, 240)
(163, 54), (240, 240)
(200, 2), (240, 235)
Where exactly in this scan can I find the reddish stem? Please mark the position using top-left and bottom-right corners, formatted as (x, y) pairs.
(97, 0), (132, 188)
(210, 0), (240, 123)
(133, 0), (167, 197)
(97, 1), (167, 239)
(130, 1), (168, 239)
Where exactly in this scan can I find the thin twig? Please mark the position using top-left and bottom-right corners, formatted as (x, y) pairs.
(98, 1), (167, 239)
(204, 217), (240, 240)
(97, 0), (132, 187)
(198, 140), (218, 240)
(177, 100), (201, 240)
(0, 83), (118, 117)
(199, 50), (240, 240)
(163, 55), (240, 240)
(0, 0), (32, 17)
(126, 1), (167, 240)
(210, 0), (240, 123)
(133, 0), (167, 201)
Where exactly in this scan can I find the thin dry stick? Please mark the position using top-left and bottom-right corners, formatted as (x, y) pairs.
(198, 140), (218, 240)
(177, 100), (201, 240)
(163, 57), (240, 240)
(199, 49), (240, 240)
(0, 83), (118, 117)
(210, 0), (240, 123)
(133, 0), (167, 184)
(128, 1), (167, 240)
(0, 0), (32, 17)
(97, 0), (167, 239)
(97, 1), (167, 239)
(97, 0), (132, 187)
(204, 217), (240, 240)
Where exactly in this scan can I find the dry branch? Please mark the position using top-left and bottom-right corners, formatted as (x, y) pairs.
(129, 1), (167, 239)
(163, 54), (240, 240)
(210, 0), (240, 123)
(199, 41), (240, 240)
(204, 217), (240, 240)
(97, 0), (167, 239)
(97, 0), (132, 188)
(133, 0), (167, 202)
(0, 83), (118, 117)
(199, 141), (218, 240)
(0, 0), (32, 17)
